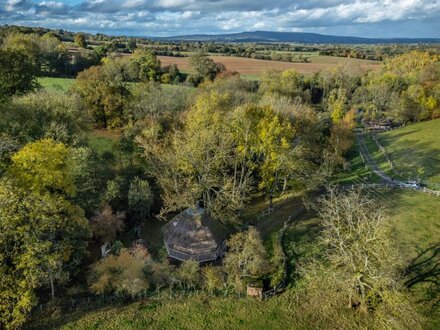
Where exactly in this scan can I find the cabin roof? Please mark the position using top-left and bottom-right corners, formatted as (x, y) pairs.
(162, 207), (227, 262)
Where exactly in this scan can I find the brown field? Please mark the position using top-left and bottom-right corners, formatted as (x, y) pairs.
(158, 55), (381, 77)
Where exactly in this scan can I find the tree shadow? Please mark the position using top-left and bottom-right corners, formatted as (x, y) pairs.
(382, 129), (417, 142)
(379, 138), (440, 181)
(404, 242), (440, 307)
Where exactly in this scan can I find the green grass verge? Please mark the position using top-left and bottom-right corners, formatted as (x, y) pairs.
(363, 135), (394, 175)
(240, 74), (261, 81)
(38, 76), (196, 94)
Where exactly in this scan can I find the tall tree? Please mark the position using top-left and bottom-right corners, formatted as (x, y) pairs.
(1, 90), (88, 146)
(296, 189), (421, 328)
(138, 91), (316, 221)
(259, 69), (306, 101)
(0, 179), (89, 329)
(128, 177), (154, 226)
(74, 33), (87, 48)
(131, 50), (162, 82)
(0, 49), (38, 99)
(90, 204), (125, 244)
(224, 227), (271, 291)
(138, 91), (244, 222)
(8, 139), (76, 197)
(187, 51), (225, 86)
(73, 65), (130, 128)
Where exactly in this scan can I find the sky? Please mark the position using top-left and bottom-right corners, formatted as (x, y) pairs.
(1, 0), (440, 38)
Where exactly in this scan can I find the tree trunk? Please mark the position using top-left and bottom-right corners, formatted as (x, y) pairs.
(282, 177), (287, 191)
(48, 269), (55, 300)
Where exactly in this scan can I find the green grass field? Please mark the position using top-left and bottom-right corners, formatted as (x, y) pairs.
(38, 76), (196, 94)
(54, 295), (296, 330)
(32, 189), (439, 329)
(376, 119), (440, 187)
(38, 77), (75, 92)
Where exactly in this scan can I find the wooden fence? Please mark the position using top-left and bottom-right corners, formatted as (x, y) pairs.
(341, 182), (440, 196)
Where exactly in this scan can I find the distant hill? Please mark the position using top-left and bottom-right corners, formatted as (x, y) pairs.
(154, 31), (440, 44)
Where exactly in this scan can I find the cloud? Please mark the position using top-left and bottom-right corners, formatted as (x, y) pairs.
(0, 0), (439, 37)
(5, 0), (33, 11)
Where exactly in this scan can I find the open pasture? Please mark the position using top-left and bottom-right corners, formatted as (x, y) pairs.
(376, 119), (440, 188)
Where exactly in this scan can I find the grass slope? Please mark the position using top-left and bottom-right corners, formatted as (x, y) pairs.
(377, 119), (440, 187)
(55, 295), (296, 330)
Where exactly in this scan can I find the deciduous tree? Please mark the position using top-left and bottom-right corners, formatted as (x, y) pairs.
(73, 65), (130, 128)
(74, 33), (87, 48)
(224, 227), (271, 291)
(0, 179), (89, 329)
(90, 204), (125, 244)
(89, 246), (150, 298)
(9, 139), (76, 197)
(0, 49), (38, 99)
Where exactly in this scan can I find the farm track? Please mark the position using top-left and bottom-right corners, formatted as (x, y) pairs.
(357, 133), (396, 184)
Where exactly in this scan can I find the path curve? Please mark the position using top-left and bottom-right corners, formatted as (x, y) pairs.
(356, 133), (398, 185)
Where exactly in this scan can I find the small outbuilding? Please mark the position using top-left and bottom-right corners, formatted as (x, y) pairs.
(162, 207), (227, 263)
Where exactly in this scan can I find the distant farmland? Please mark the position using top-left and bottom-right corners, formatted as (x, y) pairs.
(158, 55), (381, 78)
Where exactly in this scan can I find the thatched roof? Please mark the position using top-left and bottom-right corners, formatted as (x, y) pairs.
(162, 207), (227, 262)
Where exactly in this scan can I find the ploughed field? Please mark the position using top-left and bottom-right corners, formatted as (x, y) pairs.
(158, 55), (381, 77)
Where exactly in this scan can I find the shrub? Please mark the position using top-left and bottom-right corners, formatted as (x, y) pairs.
(89, 247), (150, 298)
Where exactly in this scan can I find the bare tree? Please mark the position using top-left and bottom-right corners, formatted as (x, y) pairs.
(296, 188), (423, 328)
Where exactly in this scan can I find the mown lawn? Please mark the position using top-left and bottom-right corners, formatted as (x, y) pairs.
(37, 77), (75, 92)
(377, 119), (440, 188)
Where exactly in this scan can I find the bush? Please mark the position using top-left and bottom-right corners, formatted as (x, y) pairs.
(89, 246), (151, 298)
(224, 227), (271, 291)
(177, 260), (202, 290)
